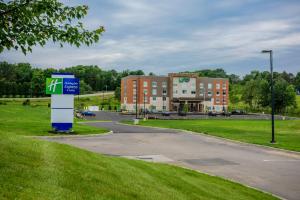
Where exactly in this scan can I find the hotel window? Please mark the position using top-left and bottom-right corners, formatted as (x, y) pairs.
(133, 88), (136, 94)
(216, 91), (220, 96)
(133, 96), (136, 103)
(152, 89), (157, 95)
(174, 90), (178, 94)
(162, 82), (167, 88)
(223, 90), (226, 96)
(133, 80), (137, 88)
(152, 81), (157, 87)
(182, 90), (187, 94)
(200, 83), (204, 88)
(208, 83), (212, 89)
(208, 91), (212, 96)
(191, 90), (196, 94)
(143, 89), (148, 95)
(216, 83), (220, 89)
(222, 83), (226, 89)
(162, 106), (166, 110)
(144, 97), (148, 103)
(152, 97), (156, 101)
(163, 96), (167, 101)
(216, 98), (220, 104)
(143, 81), (148, 87)
(163, 89), (167, 95)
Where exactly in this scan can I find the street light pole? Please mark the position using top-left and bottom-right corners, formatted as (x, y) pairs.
(144, 91), (146, 118)
(135, 79), (138, 119)
(262, 50), (275, 143)
(203, 87), (206, 113)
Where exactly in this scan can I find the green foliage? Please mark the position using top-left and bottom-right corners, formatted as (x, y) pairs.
(114, 86), (121, 100)
(183, 103), (189, 113)
(0, 62), (145, 97)
(79, 80), (93, 94)
(22, 99), (30, 106)
(0, 0), (105, 54)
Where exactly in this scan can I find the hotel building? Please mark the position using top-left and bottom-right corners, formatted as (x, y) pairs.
(121, 73), (229, 113)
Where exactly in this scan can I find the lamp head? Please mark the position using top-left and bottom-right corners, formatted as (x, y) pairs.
(261, 50), (272, 53)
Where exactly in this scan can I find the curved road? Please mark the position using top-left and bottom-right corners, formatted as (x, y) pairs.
(46, 113), (300, 200)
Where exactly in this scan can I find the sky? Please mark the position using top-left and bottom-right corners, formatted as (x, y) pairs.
(1, 0), (300, 76)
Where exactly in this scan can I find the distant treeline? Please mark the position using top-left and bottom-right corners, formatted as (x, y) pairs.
(0, 62), (144, 97)
(1, 61), (300, 115)
(183, 68), (300, 115)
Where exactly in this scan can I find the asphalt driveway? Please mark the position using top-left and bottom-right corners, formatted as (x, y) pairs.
(45, 121), (300, 200)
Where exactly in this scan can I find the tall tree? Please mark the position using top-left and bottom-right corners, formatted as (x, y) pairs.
(0, 0), (104, 54)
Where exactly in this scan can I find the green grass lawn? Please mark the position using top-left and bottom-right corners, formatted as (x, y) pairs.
(126, 119), (300, 152)
(0, 105), (108, 136)
(0, 105), (278, 199)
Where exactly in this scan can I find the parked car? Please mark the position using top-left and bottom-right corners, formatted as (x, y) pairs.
(208, 111), (217, 116)
(81, 111), (96, 117)
(220, 112), (231, 117)
(178, 111), (187, 116)
(162, 111), (171, 116)
(231, 110), (246, 115)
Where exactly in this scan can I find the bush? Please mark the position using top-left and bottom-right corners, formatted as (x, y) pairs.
(0, 101), (7, 105)
(22, 99), (30, 106)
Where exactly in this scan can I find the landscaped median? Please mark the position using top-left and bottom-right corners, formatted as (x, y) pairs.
(0, 105), (278, 199)
(123, 119), (300, 152)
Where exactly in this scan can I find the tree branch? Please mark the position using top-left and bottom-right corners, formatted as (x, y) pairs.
(0, 0), (32, 16)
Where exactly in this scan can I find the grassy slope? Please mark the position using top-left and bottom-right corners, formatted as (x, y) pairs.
(0, 105), (108, 136)
(0, 106), (277, 199)
(0, 93), (116, 108)
(129, 119), (300, 152)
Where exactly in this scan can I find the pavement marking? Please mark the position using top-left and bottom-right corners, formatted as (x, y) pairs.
(263, 159), (300, 162)
(122, 155), (174, 162)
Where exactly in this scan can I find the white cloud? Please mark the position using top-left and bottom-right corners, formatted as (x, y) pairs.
(1, 0), (300, 75)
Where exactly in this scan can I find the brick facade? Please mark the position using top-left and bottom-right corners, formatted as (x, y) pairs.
(121, 73), (229, 113)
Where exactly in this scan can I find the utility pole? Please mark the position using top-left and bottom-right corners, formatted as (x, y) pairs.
(262, 50), (275, 143)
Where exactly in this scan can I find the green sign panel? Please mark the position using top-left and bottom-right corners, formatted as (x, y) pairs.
(46, 78), (63, 94)
(179, 77), (190, 83)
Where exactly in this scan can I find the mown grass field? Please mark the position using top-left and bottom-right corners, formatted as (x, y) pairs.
(0, 105), (108, 136)
(127, 119), (300, 152)
(0, 104), (278, 199)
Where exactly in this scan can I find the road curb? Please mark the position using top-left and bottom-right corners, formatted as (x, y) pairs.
(26, 131), (113, 139)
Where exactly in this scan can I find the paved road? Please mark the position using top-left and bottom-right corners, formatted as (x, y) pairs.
(46, 122), (300, 200)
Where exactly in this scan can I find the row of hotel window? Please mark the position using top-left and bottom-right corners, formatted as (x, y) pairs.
(174, 90), (226, 96)
(133, 89), (227, 96)
(133, 81), (167, 88)
(132, 96), (167, 103)
(130, 97), (226, 104)
(133, 81), (227, 90)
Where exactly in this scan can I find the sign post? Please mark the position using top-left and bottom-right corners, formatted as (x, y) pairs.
(46, 73), (79, 132)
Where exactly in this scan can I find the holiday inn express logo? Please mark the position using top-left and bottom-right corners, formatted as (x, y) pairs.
(46, 77), (79, 95)
(46, 78), (63, 94)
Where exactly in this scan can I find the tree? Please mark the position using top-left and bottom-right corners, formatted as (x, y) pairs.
(241, 79), (259, 109)
(114, 86), (121, 100)
(295, 72), (300, 93)
(259, 78), (296, 114)
(79, 80), (92, 94)
(0, 0), (104, 54)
